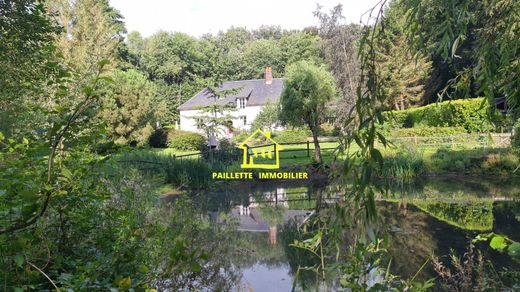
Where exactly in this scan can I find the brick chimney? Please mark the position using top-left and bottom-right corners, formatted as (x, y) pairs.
(264, 67), (273, 85)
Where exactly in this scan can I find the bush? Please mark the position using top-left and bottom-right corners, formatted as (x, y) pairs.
(232, 130), (250, 144)
(319, 122), (340, 136)
(148, 128), (170, 148)
(512, 119), (520, 148)
(167, 131), (206, 151)
(429, 148), (520, 175)
(273, 128), (311, 143)
(201, 139), (242, 164)
(383, 98), (497, 133)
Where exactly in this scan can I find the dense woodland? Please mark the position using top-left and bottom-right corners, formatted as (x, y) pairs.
(1, 0), (519, 290)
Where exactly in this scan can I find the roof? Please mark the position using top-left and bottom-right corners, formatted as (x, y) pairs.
(178, 78), (284, 111)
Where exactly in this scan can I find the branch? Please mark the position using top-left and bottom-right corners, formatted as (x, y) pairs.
(0, 66), (105, 235)
(27, 261), (61, 291)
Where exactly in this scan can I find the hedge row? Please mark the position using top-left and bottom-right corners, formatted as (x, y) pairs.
(148, 128), (206, 151)
(390, 127), (466, 137)
(382, 98), (495, 133)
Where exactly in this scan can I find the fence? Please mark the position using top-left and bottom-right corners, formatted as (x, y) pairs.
(171, 140), (339, 162)
(168, 133), (512, 162)
(389, 133), (511, 148)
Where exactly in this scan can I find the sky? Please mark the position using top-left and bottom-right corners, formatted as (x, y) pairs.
(109, 0), (383, 38)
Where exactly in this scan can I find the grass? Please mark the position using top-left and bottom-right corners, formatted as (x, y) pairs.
(129, 136), (519, 180)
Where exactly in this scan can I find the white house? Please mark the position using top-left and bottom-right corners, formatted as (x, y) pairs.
(178, 67), (284, 140)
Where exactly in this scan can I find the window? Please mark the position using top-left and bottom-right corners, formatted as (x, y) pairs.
(196, 118), (203, 129)
(239, 116), (247, 126)
(238, 98), (246, 109)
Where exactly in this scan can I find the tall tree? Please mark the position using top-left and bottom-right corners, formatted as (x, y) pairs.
(98, 69), (164, 145)
(314, 4), (362, 126)
(0, 0), (60, 136)
(279, 61), (337, 163)
(377, 2), (431, 110)
(47, 0), (125, 73)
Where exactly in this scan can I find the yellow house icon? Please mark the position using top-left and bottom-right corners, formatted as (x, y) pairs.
(239, 129), (282, 169)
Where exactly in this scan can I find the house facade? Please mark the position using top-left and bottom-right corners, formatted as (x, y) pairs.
(178, 67), (284, 137)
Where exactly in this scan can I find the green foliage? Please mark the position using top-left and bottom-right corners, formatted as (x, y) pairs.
(273, 128), (311, 143)
(403, 0), (520, 110)
(318, 122), (340, 137)
(380, 148), (425, 180)
(250, 101), (280, 132)
(383, 98), (494, 132)
(416, 201), (494, 231)
(512, 119), (520, 148)
(167, 131), (206, 151)
(389, 126), (466, 137)
(433, 244), (519, 291)
(429, 148), (520, 175)
(47, 0), (125, 73)
(280, 60), (337, 163)
(231, 130), (249, 144)
(376, 1), (431, 110)
(201, 139), (241, 164)
(99, 69), (163, 146)
(118, 151), (228, 189)
(148, 128), (170, 148)
(474, 233), (520, 261)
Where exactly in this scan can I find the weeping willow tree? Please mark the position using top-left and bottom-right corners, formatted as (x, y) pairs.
(290, 0), (519, 289)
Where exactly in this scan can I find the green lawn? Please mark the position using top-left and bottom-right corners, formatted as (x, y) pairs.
(130, 137), (508, 173)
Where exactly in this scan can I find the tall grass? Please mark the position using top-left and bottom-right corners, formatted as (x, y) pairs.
(379, 149), (425, 181)
(117, 151), (230, 189)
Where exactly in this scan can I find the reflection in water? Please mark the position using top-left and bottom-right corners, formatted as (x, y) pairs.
(184, 177), (520, 291)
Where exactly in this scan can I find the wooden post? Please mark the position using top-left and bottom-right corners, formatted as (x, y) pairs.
(307, 140), (310, 157)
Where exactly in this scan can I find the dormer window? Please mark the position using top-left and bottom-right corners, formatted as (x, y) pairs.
(237, 98), (246, 109)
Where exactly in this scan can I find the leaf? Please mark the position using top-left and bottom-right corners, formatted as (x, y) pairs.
(117, 276), (131, 288)
(97, 59), (110, 67)
(14, 253), (24, 268)
(0, 132), (4, 141)
(61, 167), (73, 180)
(507, 242), (520, 259)
(490, 235), (507, 251)
(21, 203), (38, 218)
(370, 148), (384, 167)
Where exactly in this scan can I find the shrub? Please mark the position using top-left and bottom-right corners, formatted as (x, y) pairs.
(201, 139), (242, 164)
(273, 128), (311, 143)
(383, 98), (497, 133)
(319, 122), (340, 136)
(429, 148), (520, 175)
(512, 119), (520, 148)
(148, 128), (170, 148)
(232, 130), (250, 144)
(167, 131), (206, 151)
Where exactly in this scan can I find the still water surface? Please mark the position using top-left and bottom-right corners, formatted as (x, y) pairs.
(181, 177), (520, 291)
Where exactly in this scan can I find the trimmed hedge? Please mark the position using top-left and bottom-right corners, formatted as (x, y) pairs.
(273, 128), (311, 143)
(390, 127), (466, 137)
(167, 130), (206, 151)
(383, 98), (495, 133)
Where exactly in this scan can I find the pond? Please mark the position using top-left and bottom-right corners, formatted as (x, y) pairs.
(172, 177), (520, 291)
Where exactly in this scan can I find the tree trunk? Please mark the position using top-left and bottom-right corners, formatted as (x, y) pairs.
(312, 129), (322, 164)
